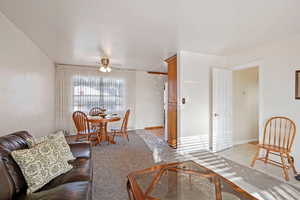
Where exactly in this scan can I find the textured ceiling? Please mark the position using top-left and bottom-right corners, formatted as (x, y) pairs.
(1, 0), (300, 71)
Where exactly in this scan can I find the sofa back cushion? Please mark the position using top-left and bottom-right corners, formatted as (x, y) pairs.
(0, 131), (32, 199)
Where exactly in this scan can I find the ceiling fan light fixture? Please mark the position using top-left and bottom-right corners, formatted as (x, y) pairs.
(101, 57), (110, 66)
(99, 57), (112, 72)
(99, 66), (107, 72)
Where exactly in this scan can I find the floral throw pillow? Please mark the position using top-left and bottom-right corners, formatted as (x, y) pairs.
(26, 131), (75, 161)
(11, 141), (73, 193)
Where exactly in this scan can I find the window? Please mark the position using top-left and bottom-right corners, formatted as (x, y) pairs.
(72, 76), (124, 113)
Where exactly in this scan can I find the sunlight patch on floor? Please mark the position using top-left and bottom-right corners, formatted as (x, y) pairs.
(217, 143), (300, 189)
(136, 129), (300, 200)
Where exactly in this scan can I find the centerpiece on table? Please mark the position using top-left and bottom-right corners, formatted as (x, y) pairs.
(99, 108), (107, 118)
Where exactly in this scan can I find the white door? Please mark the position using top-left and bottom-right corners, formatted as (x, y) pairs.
(212, 68), (233, 152)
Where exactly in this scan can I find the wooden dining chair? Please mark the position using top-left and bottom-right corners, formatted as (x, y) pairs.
(111, 110), (130, 142)
(89, 107), (102, 116)
(72, 111), (101, 144)
(88, 107), (103, 130)
(251, 116), (297, 181)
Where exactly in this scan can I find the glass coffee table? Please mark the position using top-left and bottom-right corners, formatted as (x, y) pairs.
(127, 161), (257, 200)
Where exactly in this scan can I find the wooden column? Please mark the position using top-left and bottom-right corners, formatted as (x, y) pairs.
(165, 55), (177, 148)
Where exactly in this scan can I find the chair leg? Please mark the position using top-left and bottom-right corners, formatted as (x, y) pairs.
(97, 133), (102, 145)
(104, 124), (110, 145)
(112, 131), (116, 142)
(265, 150), (270, 163)
(122, 132), (127, 141)
(280, 153), (289, 181)
(287, 153), (297, 175)
(251, 148), (260, 167)
(87, 133), (95, 146)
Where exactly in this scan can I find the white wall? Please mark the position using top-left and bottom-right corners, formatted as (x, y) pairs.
(178, 51), (226, 145)
(0, 11), (55, 137)
(227, 34), (300, 169)
(56, 66), (165, 132)
(135, 71), (165, 129)
(233, 67), (259, 145)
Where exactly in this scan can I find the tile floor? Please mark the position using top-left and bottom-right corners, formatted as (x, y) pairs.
(218, 143), (300, 189)
(144, 128), (300, 188)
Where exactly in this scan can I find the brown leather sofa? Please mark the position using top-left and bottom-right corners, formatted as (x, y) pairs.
(0, 131), (93, 200)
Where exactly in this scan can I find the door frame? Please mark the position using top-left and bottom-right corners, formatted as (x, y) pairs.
(229, 60), (262, 144)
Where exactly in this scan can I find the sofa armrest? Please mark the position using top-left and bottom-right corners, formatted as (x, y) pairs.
(68, 142), (91, 158)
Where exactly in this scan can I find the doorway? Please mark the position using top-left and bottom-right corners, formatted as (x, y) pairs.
(232, 66), (259, 145)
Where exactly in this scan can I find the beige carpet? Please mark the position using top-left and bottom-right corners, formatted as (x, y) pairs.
(92, 131), (156, 200)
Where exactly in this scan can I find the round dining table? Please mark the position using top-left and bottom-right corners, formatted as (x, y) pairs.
(87, 115), (121, 145)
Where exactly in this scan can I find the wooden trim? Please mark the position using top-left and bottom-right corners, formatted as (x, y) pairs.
(229, 60), (261, 71)
(167, 138), (177, 148)
(165, 55), (177, 149)
(144, 126), (164, 130)
(147, 71), (168, 75)
(164, 55), (177, 63)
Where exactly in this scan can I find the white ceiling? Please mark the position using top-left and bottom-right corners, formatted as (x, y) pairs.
(1, 0), (300, 71)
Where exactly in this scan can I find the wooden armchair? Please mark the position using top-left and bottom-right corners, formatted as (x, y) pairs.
(251, 116), (297, 181)
(73, 111), (101, 144)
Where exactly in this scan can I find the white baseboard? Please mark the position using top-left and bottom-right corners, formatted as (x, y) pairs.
(234, 138), (258, 146)
(179, 136), (257, 146)
(178, 135), (209, 142)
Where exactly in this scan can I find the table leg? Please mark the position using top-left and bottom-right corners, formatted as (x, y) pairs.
(99, 122), (116, 144)
(127, 180), (134, 200)
(214, 176), (222, 200)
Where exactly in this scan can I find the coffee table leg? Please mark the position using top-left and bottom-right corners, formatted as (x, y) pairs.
(127, 180), (134, 200)
(214, 177), (222, 200)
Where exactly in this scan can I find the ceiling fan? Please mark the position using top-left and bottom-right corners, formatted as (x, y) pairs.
(97, 56), (124, 72)
(98, 57), (112, 72)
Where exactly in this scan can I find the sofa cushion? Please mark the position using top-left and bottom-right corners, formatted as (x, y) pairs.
(40, 158), (91, 190)
(69, 142), (91, 158)
(15, 181), (91, 200)
(11, 141), (73, 193)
